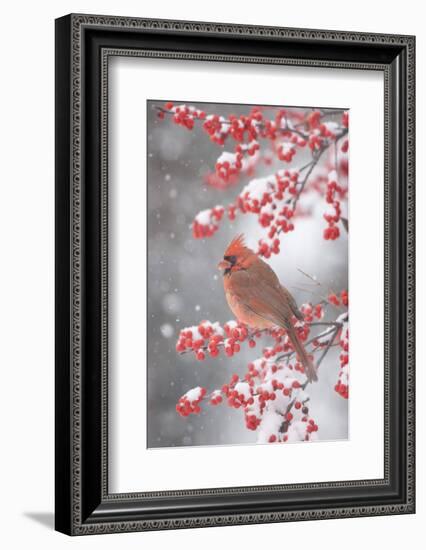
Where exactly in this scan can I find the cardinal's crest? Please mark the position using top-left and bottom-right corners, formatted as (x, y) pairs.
(224, 234), (250, 257)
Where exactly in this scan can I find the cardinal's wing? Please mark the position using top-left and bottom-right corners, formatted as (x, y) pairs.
(228, 266), (294, 329)
(281, 284), (304, 321)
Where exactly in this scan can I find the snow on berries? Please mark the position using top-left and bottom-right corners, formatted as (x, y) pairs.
(203, 114), (231, 145)
(175, 320), (250, 359)
(277, 142), (296, 162)
(215, 151), (243, 181)
(176, 386), (207, 416)
(192, 206), (224, 239)
(159, 103), (206, 130)
(209, 390), (223, 406)
(323, 169), (346, 240)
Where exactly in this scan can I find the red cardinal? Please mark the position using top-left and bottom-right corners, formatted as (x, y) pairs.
(218, 234), (317, 382)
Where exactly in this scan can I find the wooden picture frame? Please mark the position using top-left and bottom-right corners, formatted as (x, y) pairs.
(55, 13), (415, 535)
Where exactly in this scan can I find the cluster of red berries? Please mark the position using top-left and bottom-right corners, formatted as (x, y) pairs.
(158, 102), (206, 130)
(202, 114), (229, 145)
(277, 142), (297, 162)
(209, 390), (223, 406)
(211, 141), (262, 184)
(246, 414), (262, 431)
(226, 112), (261, 142)
(305, 418), (319, 435)
(237, 170), (299, 257)
(323, 170), (344, 240)
(175, 320), (258, 361)
(306, 120), (340, 150)
(334, 381), (348, 399)
(216, 372), (261, 430)
(192, 167), (300, 257)
(308, 133), (323, 152)
(328, 290), (349, 307)
(219, 364), (312, 437)
(319, 121), (339, 139)
(223, 378), (255, 409)
(223, 322), (255, 356)
(236, 140), (261, 156)
(323, 225), (340, 240)
(176, 321), (222, 360)
(306, 110), (322, 129)
(265, 409), (319, 443)
(300, 302), (324, 323)
(192, 206), (225, 239)
(203, 145), (273, 191)
(257, 238), (281, 258)
(201, 108), (262, 146)
(215, 151), (244, 182)
(176, 387), (207, 417)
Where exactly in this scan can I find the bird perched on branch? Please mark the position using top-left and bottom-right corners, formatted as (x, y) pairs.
(218, 234), (317, 382)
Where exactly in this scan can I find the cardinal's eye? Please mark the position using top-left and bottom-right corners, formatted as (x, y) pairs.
(224, 255), (237, 265)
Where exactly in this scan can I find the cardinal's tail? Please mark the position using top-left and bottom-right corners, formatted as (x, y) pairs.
(286, 324), (318, 383)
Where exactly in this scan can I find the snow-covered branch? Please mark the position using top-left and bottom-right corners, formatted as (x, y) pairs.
(157, 102), (349, 258)
(175, 293), (349, 444)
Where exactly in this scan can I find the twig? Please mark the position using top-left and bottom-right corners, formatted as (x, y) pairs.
(298, 159), (315, 173)
(297, 268), (321, 286)
(291, 148), (326, 210)
(290, 127), (348, 211)
(296, 268), (346, 311)
(275, 324), (339, 362)
(315, 325), (340, 370)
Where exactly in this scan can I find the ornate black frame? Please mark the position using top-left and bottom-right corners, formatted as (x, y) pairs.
(55, 13), (415, 535)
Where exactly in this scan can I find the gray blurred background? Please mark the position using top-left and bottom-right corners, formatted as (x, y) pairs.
(147, 100), (348, 448)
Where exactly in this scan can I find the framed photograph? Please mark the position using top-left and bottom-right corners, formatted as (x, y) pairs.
(55, 14), (415, 535)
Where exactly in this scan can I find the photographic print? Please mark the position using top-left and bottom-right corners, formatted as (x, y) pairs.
(147, 100), (349, 448)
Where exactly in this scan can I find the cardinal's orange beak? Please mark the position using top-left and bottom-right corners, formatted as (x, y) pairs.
(218, 259), (231, 271)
